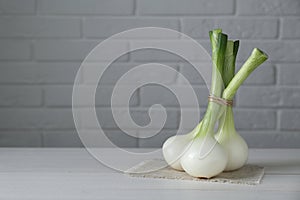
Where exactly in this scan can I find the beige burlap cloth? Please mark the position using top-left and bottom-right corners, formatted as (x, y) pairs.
(125, 159), (264, 185)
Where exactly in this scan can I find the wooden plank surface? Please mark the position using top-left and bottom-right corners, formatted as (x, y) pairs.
(0, 148), (299, 200)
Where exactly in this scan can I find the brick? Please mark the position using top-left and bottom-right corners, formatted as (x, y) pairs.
(236, 41), (300, 62)
(0, 62), (80, 84)
(140, 85), (208, 107)
(240, 131), (300, 148)
(282, 18), (300, 39)
(238, 63), (275, 85)
(84, 18), (180, 38)
(0, 0), (35, 14)
(0, 62), (40, 84)
(43, 131), (83, 147)
(0, 17), (81, 38)
(39, 62), (81, 84)
(138, 130), (181, 148)
(183, 18), (278, 39)
(97, 85), (138, 106)
(0, 86), (42, 106)
(45, 86), (76, 107)
(45, 85), (138, 107)
(34, 40), (97, 61)
(37, 0), (134, 15)
(238, 86), (279, 107)
(138, 0), (234, 15)
(80, 108), (178, 129)
(130, 40), (211, 62)
(0, 40), (31, 60)
(0, 131), (42, 147)
(278, 64), (300, 85)
(234, 109), (276, 130)
(130, 49), (183, 62)
(178, 62), (206, 85)
(34, 40), (129, 61)
(175, 108), (206, 131)
(280, 110), (300, 130)
(69, 129), (138, 148)
(197, 41), (211, 54)
(101, 130), (138, 147)
(238, 86), (300, 108)
(237, 0), (300, 15)
(83, 62), (179, 85)
(42, 108), (76, 130)
(0, 108), (75, 129)
(0, 109), (43, 129)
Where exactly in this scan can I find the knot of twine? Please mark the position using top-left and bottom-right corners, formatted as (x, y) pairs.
(208, 94), (233, 107)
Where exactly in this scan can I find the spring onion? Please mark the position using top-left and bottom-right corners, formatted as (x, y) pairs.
(163, 29), (227, 172)
(162, 123), (201, 171)
(216, 48), (268, 171)
(180, 29), (228, 178)
(162, 29), (268, 178)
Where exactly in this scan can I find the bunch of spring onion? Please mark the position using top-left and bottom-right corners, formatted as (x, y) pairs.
(162, 29), (268, 178)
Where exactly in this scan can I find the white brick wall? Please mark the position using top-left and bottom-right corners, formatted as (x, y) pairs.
(0, 0), (299, 147)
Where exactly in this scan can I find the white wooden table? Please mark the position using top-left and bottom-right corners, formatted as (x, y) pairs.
(0, 148), (299, 200)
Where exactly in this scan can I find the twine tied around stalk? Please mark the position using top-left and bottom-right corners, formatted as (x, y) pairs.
(208, 94), (233, 106)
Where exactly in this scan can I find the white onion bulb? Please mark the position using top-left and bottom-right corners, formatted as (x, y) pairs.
(215, 107), (248, 171)
(162, 125), (200, 171)
(180, 136), (228, 178)
(215, 130), (248, 171)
